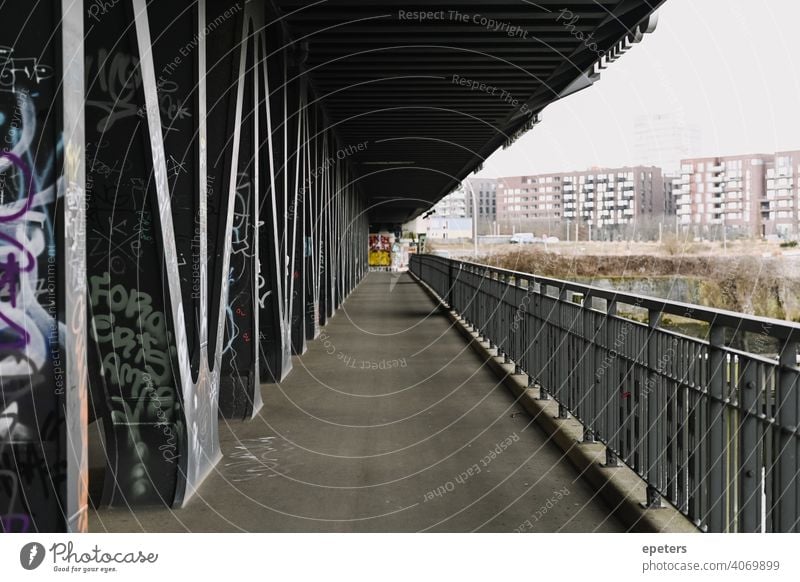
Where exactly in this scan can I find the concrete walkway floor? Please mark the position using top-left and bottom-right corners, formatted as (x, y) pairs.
(91, 272), (625, 532)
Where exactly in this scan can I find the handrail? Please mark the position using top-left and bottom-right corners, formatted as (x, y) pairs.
(410, 253), (800, 533)
(437, 255), (800, 341)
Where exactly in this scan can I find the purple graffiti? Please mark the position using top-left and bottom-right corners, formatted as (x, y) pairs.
(0, 152), (36, 350)
(0, 513), (31, 533)
(0, 152), (34, 222)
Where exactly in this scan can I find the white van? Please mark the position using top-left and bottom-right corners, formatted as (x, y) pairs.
(510, 233), (536, 244)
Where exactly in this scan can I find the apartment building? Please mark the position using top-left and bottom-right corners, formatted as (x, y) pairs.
(663, 173), (680, 216)
(464, 177), (498, 224)
(430, 177), (498, 234)
(496, 166), (665, 237)
(497, 173), (565, 224)
(431, 186), (468, 218)
(765, 151), (800, 237)
(674, 151), (800, 238)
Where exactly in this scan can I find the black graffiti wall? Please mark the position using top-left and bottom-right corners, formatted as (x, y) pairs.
(0, 0), (368, 531)
(257, 21), (289, 385)
(84, 0), (186, 506)
(0, 1), (87, 532)
(207, 2), (260, 419)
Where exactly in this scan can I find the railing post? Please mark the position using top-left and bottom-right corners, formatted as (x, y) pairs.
(535, 283), (549, 401)
(537, 383), (550, 400)
(502, 273), (511, 363)
(594, 300), (620, 467)
(481, 269), (490, 347)
(445, 258), (453, 307)
(738, 359), (763, 532)
(775, 338), (799, 532)
(512, 278), (521, 369)
(582, 292), (597, 443)
(642, 308), (664, 509)
(554, 286), (569, 417)
(604, 300), (620, 461)
(707, 324), (727, 528)
(603, 448), (621, 468)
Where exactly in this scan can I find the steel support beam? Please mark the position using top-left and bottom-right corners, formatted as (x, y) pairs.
(0, 0), (87, 533)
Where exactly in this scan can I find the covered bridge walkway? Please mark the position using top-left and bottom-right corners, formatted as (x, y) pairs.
(90, 272), (623, 532)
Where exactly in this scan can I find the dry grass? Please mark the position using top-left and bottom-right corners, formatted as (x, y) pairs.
(487, 248), (721, 278)
(484, 248), (797, 321)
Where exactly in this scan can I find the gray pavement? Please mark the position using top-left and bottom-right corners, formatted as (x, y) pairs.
(90, 272), (625, 532)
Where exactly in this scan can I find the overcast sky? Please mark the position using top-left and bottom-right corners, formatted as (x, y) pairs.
(476, 0), (800, 178)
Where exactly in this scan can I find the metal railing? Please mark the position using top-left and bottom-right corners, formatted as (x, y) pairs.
(410, 254), (800, 533)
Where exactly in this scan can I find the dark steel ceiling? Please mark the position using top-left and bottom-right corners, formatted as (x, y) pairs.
(271, 0), (665, 224)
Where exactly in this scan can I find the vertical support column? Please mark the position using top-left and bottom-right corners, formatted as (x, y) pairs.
(217, 5), (262, 418)
(0, 0), (87, 533)
(279, 50), (292, 358)
(63, 0), (89, 532)
(326, 160), (336, 318)
(85, 0), (183, 506)
(126, 0), (199, 504)
(359, 205), (365, 281)
(337, 166), (344, 307)
(318, 133), (328, 325)
(336, 170), (344, 307)
(288, 73), (306, 355)
(256, 17), (291, 383)
(331, 165), (339, 311)
(303, 106), (319, 341)
(86, 0), (237, 508)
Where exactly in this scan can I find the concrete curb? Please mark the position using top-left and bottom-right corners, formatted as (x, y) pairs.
(411, 271), (699, 534)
